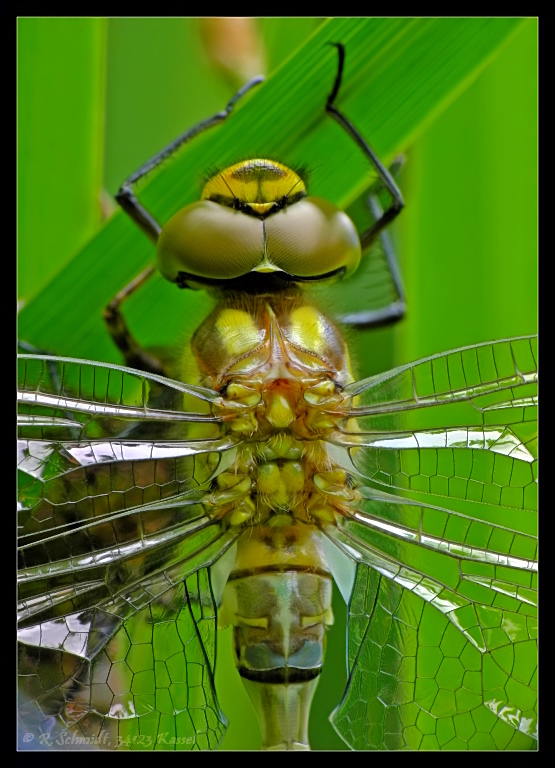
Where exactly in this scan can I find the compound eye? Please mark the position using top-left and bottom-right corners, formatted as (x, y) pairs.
(157, 200), (264, 282)
(264, 198), (361, 279)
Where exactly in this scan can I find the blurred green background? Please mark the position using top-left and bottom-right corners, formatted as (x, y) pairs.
(17, 18), (537, 751)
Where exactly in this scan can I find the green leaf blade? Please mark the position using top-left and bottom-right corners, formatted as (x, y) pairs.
(19, 18), (524, 362)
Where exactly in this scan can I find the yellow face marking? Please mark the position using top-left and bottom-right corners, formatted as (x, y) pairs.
(249, 202), (276, 214)
(201, 159), (306, 211)
(215, 308), (263, 357)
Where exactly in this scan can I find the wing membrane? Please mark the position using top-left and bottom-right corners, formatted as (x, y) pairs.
(320, 337), (537, 750)
(331, 565), (537, 750)
(18, 355), (240, 749)
(327, 337), (537, 514)
(18, 338), (537, 751)
(19, 563), (232, 750)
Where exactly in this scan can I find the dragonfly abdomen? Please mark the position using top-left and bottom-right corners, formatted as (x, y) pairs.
(220, 528), (333, 750)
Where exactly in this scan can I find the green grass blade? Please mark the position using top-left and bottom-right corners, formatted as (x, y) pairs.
(17, 18), (106, 303)
(398, 19), (538, 364)
(19, 18), (523, 363)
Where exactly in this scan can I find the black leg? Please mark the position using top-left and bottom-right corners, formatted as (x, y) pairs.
(339, 193), (406, 329)
(327, 44), (406, 330)
(115, 75), (265, 242)
(107, 74), (265, 370)
(103, 265), (168, 375)
(326, 43), (404, 251)
(18, 339), (50, 355)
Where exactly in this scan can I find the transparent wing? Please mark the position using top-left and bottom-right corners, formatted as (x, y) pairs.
(321, 337), (537, 750)
(18, 355), (241, 750)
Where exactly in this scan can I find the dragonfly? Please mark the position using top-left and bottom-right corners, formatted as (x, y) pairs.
(18, 43), (538, 751)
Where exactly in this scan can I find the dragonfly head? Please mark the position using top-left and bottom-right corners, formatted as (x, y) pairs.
(156, 158), (361, 288)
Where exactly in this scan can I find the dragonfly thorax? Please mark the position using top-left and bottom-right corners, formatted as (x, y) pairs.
(192, 292), (353, 388)
(191, 291), (358, 529)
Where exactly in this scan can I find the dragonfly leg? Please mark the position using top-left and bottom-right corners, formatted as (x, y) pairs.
(109, 76), (265, 371)
(17, 339), (50, 355)
(103, 264), (168, 375)
(326, 43), (404, 250)
(115, 75), (265, 242)
(338, 191), (406, 329)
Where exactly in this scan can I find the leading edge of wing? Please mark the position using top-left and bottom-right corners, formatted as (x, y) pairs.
(17, 354), (227, 425)
(338, 336), (537, 413)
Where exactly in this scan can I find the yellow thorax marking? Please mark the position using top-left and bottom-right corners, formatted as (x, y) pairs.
(288, 306), (328, 355)
(215, 308), (263, 357)
(201, 159), (306, 213)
